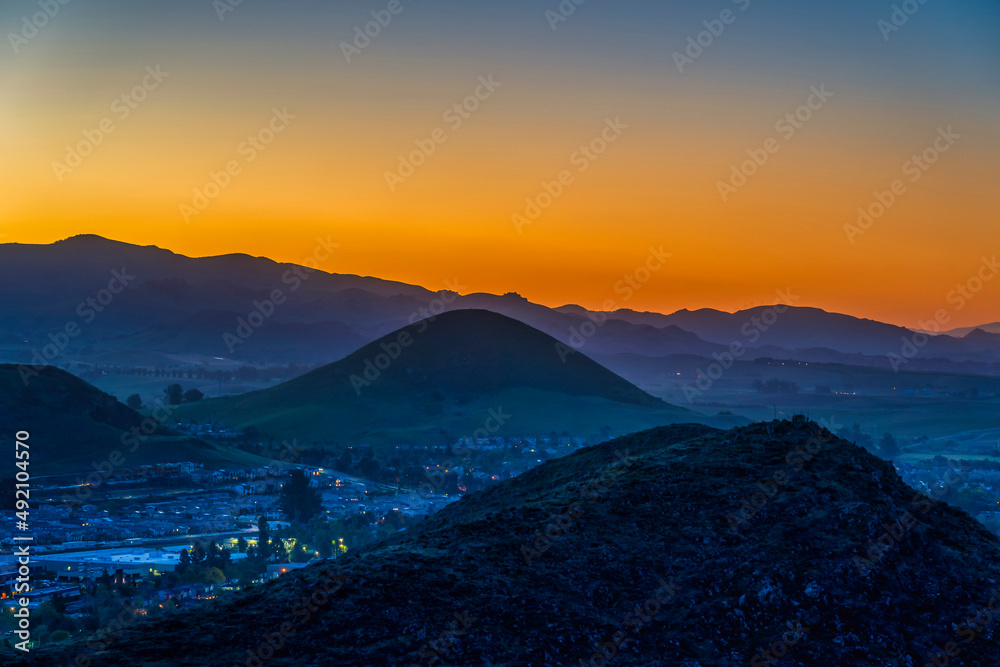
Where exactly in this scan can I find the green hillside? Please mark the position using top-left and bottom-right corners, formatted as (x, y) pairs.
(0, 364), (272, 476)
(172, 309), (717, 444)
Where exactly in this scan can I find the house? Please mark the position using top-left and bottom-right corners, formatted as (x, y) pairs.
(266, 562), (309, 580)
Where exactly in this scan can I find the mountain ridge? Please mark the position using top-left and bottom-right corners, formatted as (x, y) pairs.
(4, 235), (1000, 391)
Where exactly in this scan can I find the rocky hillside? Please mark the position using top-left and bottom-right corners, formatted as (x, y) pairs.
(15, 418), (1000, 665)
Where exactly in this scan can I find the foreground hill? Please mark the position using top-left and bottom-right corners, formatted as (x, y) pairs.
(0, 365), (272, 476)
(20, 418), (1000, 665)
(171, 309), (712, 443)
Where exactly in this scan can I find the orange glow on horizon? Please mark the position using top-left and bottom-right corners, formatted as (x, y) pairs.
(2, 34), (998, 330)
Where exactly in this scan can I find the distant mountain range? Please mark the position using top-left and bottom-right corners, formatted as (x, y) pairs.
(1, 310), (727, 474)
(3, 236), (1000, 376)
(923, 323), (1000, 337)
(169, 309), (720, 445)
(564, 304), (1000, 363)
(21, 419), (1000, 665)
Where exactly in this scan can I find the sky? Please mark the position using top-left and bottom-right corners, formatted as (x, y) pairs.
(1, 0), (999, 327)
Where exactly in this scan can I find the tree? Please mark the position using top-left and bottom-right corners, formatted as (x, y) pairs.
(126, 394), (144, 410)
(312, 524), (334, 559)
(257, 516), (271, 561)
(237, 536), (247, 553)
(880, 433), (901, 459)
(178, 549), (191, 573)
(203, 567), (226, 584)
(357, 458), (381, 479)
(191, 541), (206, 566)
(840, 423), (875, 451)
(184, 388), (205, 403)
(335, 452), (353, 474)
(289, 543), (310, 563)
(272, 540), (287, 563)
(48, 630), (71, 644)
(237, 571), (256, 589)
(206, 540), (219, 568)
(164, 383), (184, 406)
(279, 470), (323, 524)
(50, 593), (68, 614)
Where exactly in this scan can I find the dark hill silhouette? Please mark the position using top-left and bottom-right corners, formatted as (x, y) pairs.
(566, 303), (1000, 365)
(0, 364), (273, 475)
(21, 419), (1000, 665)
(289, 309), (663, 407)
(656, 306), (921, 355)
(0, 235), (435, 365)
(5, 236), (1000, 388)
(932, 322), (1000, 337)
(172, 309), (708, 443)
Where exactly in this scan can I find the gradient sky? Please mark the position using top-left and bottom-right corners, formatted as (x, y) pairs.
(2, 0), (999, 327)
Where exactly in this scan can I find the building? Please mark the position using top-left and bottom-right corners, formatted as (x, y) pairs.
(33, 547), (183, 581)
(266, 562), (309, 580)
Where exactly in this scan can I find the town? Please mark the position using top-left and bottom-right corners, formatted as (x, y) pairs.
(0, 424), (588, 649)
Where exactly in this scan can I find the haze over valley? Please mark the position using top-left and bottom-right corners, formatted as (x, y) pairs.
(2, 0), (999, 664)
